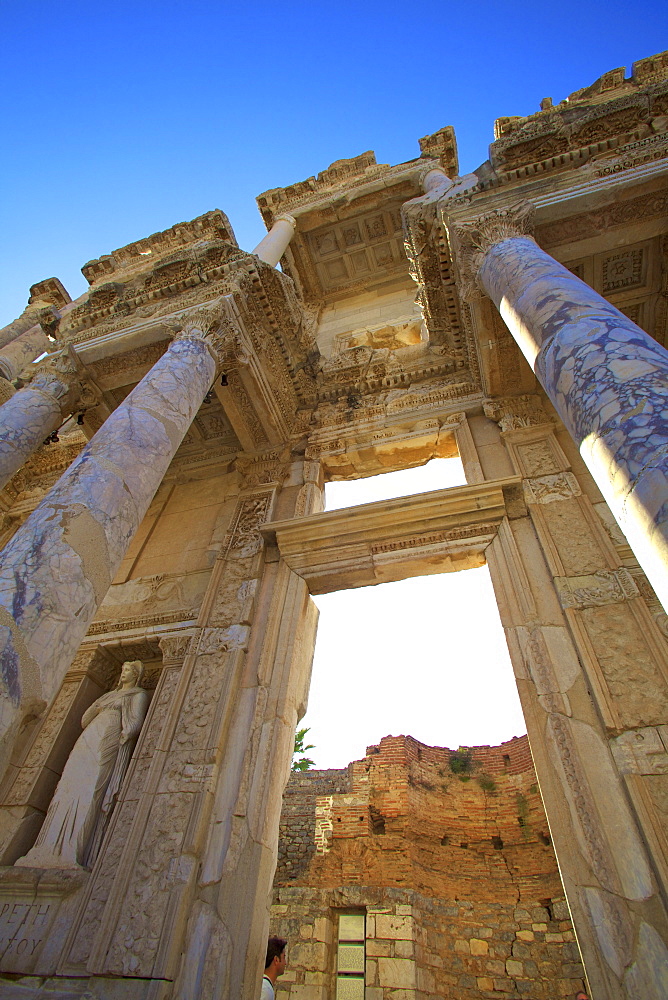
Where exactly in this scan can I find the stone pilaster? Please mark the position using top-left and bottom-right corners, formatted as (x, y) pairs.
(0, 351), (97, 492)
(483, 394), (668, 1000)
(0, 308), (229, 780)
(55, 460), (317, 1000)
(455, 204), (668, 614)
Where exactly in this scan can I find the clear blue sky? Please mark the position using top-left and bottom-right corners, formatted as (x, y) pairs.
(1, 2), (666, 323)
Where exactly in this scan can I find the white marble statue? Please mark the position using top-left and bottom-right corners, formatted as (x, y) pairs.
(16, 660), (149, 870)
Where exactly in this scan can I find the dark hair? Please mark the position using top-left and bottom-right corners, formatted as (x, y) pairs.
(265, 936), (287, 969)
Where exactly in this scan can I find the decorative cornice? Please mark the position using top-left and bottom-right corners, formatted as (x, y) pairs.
(170, 302), (237, 372)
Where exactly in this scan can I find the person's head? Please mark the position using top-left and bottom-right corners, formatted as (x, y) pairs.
(265, 936), (287, 979)
(575, 992), (589, 1000)
(119, 660), (143, 688)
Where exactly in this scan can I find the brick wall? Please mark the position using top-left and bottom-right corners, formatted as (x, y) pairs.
(270, 735), (587, 1000)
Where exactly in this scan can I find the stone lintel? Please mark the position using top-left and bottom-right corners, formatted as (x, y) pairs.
(262, 476), (522, 593)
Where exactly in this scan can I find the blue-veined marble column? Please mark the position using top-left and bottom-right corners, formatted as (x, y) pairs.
(0, 314), (225, 774)
(0, 352), (90, 491)
(458, 208), (668, 612)
(0, 322), (53, 382)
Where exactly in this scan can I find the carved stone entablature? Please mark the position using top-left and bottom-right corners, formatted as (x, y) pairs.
(0, 278), (71, 347)
(87, 340), (170, 389)
(536, 189), (668, 249)
(483, 393), (550, 432)
(80, 210), (237, 286)
(523, 472), (582, 504)
(317, 343), (476, 405)
(256, 151), (395, 227)
(451, 204), (535, 301)
(489, 76), (663, 175)
(632, 51), (668, 87)
(555, 568), (639, 610)
(58, 241), (245, 344)
(28, 277), (71, 310)
(590, 133), (668, 178)
(55, 252), (317, 454)
(418, 126), (459, 179)
(236, 449), (290, 489)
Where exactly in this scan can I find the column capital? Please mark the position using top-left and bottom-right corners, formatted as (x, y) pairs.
(483, 393), (551, 433)
(170, 302), (237, 372)
(273, 213), (297, 228)
(453, 202), (536, 300)
(28, 349), (99, 416)
(418, 163), (452, 196)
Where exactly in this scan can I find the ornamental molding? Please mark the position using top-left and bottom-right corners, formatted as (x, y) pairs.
(536, 189), (668, 248)
(555, 568), (639, 610)
(523, 472), (582, 504)
(483, 394), (550, 432)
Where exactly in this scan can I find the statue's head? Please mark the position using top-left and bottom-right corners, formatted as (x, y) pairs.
(118, 659), (144, 688)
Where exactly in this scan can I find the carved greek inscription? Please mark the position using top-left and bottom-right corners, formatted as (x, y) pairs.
(0, 899), (54, 963)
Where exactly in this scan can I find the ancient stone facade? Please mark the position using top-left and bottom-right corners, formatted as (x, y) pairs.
(0, 50), (666, 1000)
(270, 735), (585, 1000)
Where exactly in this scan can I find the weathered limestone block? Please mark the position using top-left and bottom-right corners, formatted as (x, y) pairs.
(377, 956), (418, 989)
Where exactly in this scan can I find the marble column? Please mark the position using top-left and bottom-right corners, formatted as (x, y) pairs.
(252, 214), (296, 267)
(419, 163), (453, 197)
(0, 352), (94, 492)
(0, 311), (226, 778)
(456, 205), (668, 611)
(0, 323), (53, 382)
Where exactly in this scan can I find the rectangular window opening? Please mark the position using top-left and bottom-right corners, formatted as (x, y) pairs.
(336, 911), (366, 1000)
(324, 456), (467, 512)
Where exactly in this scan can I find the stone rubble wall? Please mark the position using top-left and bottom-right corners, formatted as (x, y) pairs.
(270, 735), (587, 999)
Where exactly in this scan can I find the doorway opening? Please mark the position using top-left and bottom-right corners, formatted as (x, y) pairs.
(300, 461), (526, 769)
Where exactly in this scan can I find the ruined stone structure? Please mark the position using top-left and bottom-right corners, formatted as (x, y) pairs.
(271, 735), (585, 1000)
(0, 50), (667, 999)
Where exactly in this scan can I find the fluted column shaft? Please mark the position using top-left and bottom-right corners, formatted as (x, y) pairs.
(0, 327), (219, 773)
(478, 235), (668, 611)
(0, 323), (52, 382)
(253, 214), (296, 267)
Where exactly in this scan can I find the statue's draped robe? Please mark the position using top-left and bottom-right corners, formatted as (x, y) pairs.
(17, 685), (149, 869)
